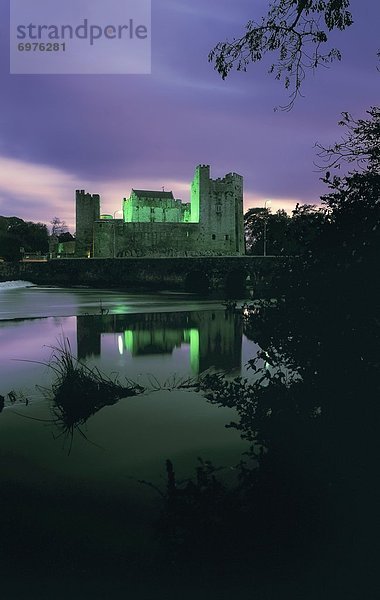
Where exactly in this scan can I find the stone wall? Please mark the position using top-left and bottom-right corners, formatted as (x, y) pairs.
(93, 166), (245, 258)
(94, 221), (207, 258)
(3, 256), (282, 295)
(75, 164), (245, 259)
(0, 262), (21, 282)
(123, 194), (191, 223)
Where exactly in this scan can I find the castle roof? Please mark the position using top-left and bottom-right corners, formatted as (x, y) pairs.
(132, 189), (175, 200)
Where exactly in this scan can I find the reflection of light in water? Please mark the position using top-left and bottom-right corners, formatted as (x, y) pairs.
(124, 330), (134, 353)
(182, 329), (200, 373)
(189, 329), (199, 374)
(120, 328), (201, 373)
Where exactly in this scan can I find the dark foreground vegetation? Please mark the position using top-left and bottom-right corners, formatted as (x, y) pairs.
(153, 108), (380, 597)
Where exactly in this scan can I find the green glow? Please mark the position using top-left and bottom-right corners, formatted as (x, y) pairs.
(189, 328), (200, 374)
(123, 198), (133, 222)
(113, 305), (130, 315)
(124, 330), (134, 353)
(190, 181), (200, 223)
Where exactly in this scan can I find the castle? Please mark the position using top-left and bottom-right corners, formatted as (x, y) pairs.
(75, 165), (245, 258)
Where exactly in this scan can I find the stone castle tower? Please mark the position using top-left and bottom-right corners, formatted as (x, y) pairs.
(190, 165), (245, 254)
(75, 190), (100, 257)
(75, 165), (245, 258)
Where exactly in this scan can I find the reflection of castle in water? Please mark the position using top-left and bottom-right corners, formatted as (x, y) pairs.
(77, 311), (242, 374)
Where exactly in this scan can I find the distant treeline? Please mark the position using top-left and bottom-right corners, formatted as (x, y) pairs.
(245, 203), (326, 256)
(0, 216), (48, 261)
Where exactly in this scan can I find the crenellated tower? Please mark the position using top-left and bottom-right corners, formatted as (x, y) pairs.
(190, 164), (244, 255)
(75, 189), (100, 257)
(75, 165), (244, 258)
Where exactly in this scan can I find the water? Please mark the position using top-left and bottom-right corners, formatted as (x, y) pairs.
(0, 282), (258, 596)
(0, 280), (230, 319)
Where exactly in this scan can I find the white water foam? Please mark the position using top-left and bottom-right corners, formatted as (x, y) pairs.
(0, 280), (35, 290)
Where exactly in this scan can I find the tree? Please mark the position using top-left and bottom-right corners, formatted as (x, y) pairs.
(0, 217), (48, 261)
(287, 203), (327, 254)
(0, 233), (22, 262)
(8, 220), (49, 253)
(245, 207), (291, 255)
(317, 106), (380, 228)
(244, 205), (327, 256)
(209, 1), (357, 109)
(50, 217), (68, 236)
(245, 207), (269, 254)
(316, 106), (380, 171)
(269, 107), (380, 306)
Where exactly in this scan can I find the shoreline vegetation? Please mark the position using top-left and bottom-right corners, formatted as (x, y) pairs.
(0, 338), (144, 451)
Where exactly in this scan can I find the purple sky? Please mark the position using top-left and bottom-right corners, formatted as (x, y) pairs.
(0, 0), (379, 230)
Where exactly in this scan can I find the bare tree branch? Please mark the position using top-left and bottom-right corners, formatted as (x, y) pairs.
(315, 107), (380, 172)
(209, 0), (355, 110)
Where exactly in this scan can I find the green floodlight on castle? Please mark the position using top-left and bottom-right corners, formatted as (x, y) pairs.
(75, 165), (245, 258)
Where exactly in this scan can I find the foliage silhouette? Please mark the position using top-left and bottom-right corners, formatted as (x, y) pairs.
(154, 108), (380, 595)
(0, 217), (48, 261)
(316, 106), (380, 171)
(209, 0), (356, 109)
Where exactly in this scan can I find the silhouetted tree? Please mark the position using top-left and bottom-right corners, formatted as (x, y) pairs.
(0, 233), (22, 262)
(50, 216), (68, 236)
(245, 207), (270, 254)
(0, 217), (48, 261)
(316, 106), (380, 171)
(287, 203), (327, 254)
(8, 220), (48, 253)
(244, 204), (326, 256)
(208, 1), (378, 109)
(245, 207), (291, 255)
(156, 107), (380, 595)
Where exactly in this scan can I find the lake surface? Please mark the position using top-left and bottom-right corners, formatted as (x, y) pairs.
(0, 282), (258, 598)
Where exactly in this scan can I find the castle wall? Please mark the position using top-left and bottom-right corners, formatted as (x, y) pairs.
(77, 164), (245, 258)
(123, 195), (191, 223)
(94, 221), (203, 257)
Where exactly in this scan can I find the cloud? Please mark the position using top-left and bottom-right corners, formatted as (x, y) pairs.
(0, 156), (78, 225)
(0, 156), (195, 230)
(0, 154), (310, 233)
